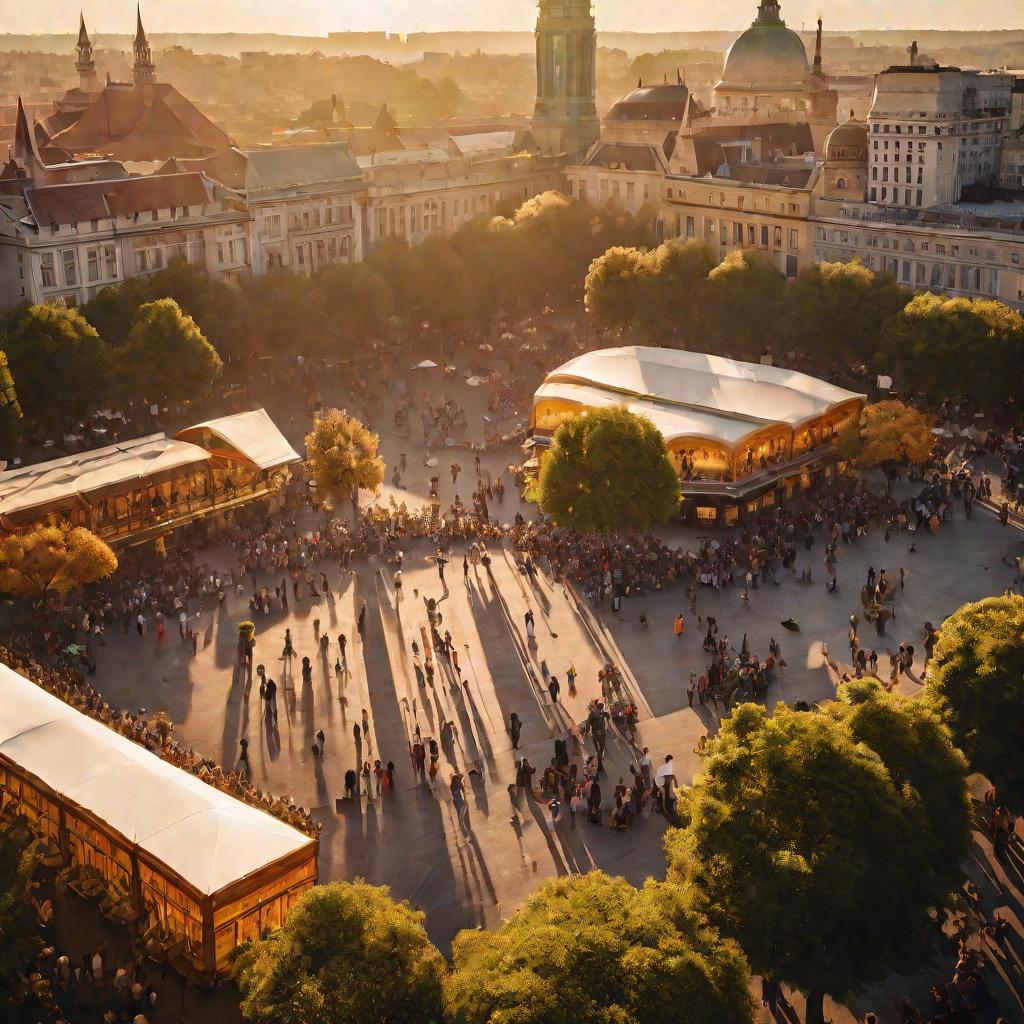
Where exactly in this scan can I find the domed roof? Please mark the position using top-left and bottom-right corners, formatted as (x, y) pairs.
(606, 83), (690, 123)
(719, 0), (809, 89)
(826, 113), (867, 160)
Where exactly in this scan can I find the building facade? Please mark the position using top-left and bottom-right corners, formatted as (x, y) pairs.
(867, 63), (1012, 209)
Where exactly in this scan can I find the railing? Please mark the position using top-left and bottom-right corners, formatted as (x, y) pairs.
(680, 445), (839, 498)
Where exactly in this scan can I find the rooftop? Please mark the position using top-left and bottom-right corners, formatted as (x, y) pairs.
(534, 347), (864, 449)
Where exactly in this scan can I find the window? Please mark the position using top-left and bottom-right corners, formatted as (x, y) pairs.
(733, 222), (743, 243)
(747, 225), (756, 245)
(1013, 252), (1021, 265)
(837, 177), (848, 189)
(788, 229), (798, 250)
(916, 190), (923, 206)
(786, 254), (798, 277)
(104, 245), (117, 278)
(686, 216), (694, 238)
(773, 226), (782, 247)
(760, 225), (769, 247)
(626, 182), (635, 199)
(87, 247), (99, 283)
(40, 252), (56, 288)
(62, 249), (78, 287)
(295, 246), (304, 266)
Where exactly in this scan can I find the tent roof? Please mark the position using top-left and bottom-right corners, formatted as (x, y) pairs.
(176, 409), (300, 471)
(0, 435), (210, 518)
(0, 664), (314, 896)
(540, 347), (864, 444)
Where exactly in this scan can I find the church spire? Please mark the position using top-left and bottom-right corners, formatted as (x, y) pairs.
(133, 4), (155, 84)
(76, 12), (97, 87)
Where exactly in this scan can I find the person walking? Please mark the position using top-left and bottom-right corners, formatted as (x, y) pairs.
(548, 674), (560, 703)
(566, 663), (577, 698)
(282, 628), (294, 659)
(262, 676), (278, 722)
(357, 601), (367, 641)
(509, 712), (522, 749)
(435, 551), (448, 591)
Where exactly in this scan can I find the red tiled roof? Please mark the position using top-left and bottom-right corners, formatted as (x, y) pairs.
(48, 82), (230, 162)
(24, 172), (211, 228)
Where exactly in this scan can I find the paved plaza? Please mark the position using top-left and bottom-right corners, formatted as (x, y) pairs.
(75, 366), (1024, 1021)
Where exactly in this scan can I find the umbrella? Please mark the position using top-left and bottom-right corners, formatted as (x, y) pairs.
(466, 376), (487, 387)
(479, 343), (494, 352)
(780, 619), (800, 632)
(412, 360), (438, 370)
(425, 457), (439, 468)
(501, 332), (515, 341)
(655, 762), (676, 783)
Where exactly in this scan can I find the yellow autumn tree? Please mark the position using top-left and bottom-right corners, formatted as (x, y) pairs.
(305, 408), (385, 523)
(0, 523), (118, 601)
(836, 400), (933, 470)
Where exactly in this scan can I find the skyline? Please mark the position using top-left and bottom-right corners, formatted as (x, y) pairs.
(7, 0), (1024, 37)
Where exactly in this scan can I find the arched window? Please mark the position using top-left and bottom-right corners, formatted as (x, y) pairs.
(835, 177), (847, 190)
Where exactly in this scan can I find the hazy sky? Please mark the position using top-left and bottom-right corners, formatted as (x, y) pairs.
(11, 0), (1024, 36)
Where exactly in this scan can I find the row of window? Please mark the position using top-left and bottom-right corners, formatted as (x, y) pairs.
(39, 243), (118, 288)
(816, 227), (1019, 265)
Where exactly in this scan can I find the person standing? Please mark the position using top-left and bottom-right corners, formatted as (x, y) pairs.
(686, 671), (696, 707)
(509, 712), (522, 749)
(357, 601), (367, 641)
(263, 676), (278, 723)
(548, 675), (560, 703)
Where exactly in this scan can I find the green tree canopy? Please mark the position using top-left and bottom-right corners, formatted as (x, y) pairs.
(0, 351), (22, 461)
(584, 245), (654, 335)
(0, 524), (118, 601)
(924, 594), (1024, 802)
(305, 408), (386, 522)
(232, 881), (445, 1024)
(785, 260), (910, 362)
(665, 703), (961, 1024)
(317, 262), (394, 344)
(834, 399), (934, 469)
(445, 872), (754, 1024)
(826, 677), (972, 873)
(882, 292), (1024, 404)
(1, 304), (107, 427)
(108, 298), (222, 408)
(0, 832), (40, 1003)
(585, 240), (714, 345)
(531, 407), (680, 533)
(698, 249), (786, 358)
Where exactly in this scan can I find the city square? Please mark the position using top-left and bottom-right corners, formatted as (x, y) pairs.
(3, 1), (1024, 1023)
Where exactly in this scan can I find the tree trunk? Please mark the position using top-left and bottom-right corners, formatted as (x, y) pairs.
(350, 489), (360, 527)
(805, 988), (826, 1024)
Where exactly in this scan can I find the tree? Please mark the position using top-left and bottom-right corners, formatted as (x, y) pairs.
(835, 400), (933, 470)
(0, 524), (118, 602)
(584, 245), (654, 334)
(0, 833), (40, 1003)
(665, 703), (960, 1024)
(305, 408), (385, 522)
(1, 304), (107, 428)
(785, 260), (909, 363)
(233, 881), (444, 1024)
(317, 262), (394, 345)
(924, 594), (1024, 802)
(826, 678), (972, 874)
(108, 298), (222, 408)
(0, 351), (22, 460)
(881, 292), (1024, 404)
(531, 407), (680, 533)
(698, 249), (786, 358)
(645, 239), (715, 346)
(445, 872), (754, 1024)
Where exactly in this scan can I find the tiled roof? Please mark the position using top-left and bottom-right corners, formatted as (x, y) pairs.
(47, 82), (230, 162)
(24, 172), (211, 228)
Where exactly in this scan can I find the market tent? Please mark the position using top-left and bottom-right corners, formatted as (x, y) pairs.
(177, 409), (300, 472)
(0, 664), (313, 895)
(0, 436), (211, 520)
(546, 347), (865, 430)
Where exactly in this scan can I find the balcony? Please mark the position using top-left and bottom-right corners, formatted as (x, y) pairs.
(679, 445), (841, 500)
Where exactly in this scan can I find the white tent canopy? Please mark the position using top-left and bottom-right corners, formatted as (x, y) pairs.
(0, 664), (313, 895)
(177, 409), (300, 471)
(541, 347), (865, 442)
